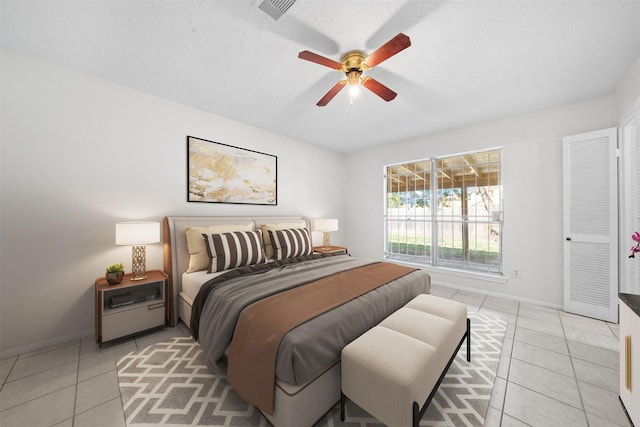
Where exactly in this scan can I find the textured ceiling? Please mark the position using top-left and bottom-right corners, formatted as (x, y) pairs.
(2, 0), (640, 153)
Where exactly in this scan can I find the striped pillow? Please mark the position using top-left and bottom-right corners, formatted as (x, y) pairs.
(268, 228), (313, 260)
(202, 230), (266, 273)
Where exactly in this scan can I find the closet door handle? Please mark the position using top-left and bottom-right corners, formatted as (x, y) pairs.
(626, 334), (632, 391)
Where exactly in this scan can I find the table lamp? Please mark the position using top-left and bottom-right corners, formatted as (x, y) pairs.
(313, 218), (339, 248)
(115, 221), (160, 280)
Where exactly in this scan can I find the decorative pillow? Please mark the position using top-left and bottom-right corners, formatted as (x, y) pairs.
(260, 220), (307, 259)
(203, 230), (266, 273)
(268, 228), (313, 260)
(185, 223), (253, 272)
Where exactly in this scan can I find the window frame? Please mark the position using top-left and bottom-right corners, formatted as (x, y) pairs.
(384, 147), (504, 275)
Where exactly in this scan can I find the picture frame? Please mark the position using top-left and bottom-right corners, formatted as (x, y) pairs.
(187, 136), (277, 205)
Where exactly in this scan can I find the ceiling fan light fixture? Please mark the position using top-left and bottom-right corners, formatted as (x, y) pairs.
(346, 69), (362, 104)
(347, 69), (361, 87)
(348, 85), (360, 105)
(298, 34), (411, 106)
(346, 69), (361, 103)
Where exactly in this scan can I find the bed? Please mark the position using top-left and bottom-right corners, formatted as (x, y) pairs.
(162, 215), (431, 427)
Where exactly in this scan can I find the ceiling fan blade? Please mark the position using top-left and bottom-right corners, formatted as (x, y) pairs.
(364, 33), (411, 69)
(361, 77), (397, 102)
(317, 80), (347, 106)
(298, 50), (343, 70)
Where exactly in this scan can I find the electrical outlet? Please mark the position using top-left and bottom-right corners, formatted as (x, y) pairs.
(513, 269), (521, 278)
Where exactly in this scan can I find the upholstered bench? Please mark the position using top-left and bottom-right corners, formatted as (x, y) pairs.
(340, 294), (470, 427)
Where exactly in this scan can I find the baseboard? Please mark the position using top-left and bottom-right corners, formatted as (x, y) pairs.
(0, 328), (94, 359)
(432, 280), (563, 311)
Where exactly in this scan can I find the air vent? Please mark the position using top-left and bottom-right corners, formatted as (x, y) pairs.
(258, 0), (296, 20)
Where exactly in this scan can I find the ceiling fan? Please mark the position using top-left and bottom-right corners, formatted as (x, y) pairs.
(298, 33), (411, 107)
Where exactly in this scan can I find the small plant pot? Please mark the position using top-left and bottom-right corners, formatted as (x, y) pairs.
(106, 271), (124, 285)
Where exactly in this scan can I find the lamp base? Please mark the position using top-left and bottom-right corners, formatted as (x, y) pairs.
(323, 232), (331, 248)
(131, 245), (147, 281)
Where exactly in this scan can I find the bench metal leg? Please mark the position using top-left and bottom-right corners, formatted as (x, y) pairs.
(340, 392), (346, 421)
(413, 317), (471, 426)
(412, 401), (420, 427)
(466, 317), (471, 362)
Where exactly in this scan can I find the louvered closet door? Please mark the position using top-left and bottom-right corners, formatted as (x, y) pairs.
(563, 128), (618, 322)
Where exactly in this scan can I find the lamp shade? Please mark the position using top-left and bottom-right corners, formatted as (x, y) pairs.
(115, 222), (160, 246)
(313, 218), (339, 232)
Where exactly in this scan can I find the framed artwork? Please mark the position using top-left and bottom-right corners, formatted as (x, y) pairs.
(187, 136), (277, 205)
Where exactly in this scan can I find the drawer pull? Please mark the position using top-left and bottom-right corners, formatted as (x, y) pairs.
(148, 302), (165, 311)
(626, 334), (632, 391)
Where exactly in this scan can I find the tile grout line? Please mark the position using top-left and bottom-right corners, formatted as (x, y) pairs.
(73, 333), (144, 426)
(503, 305), (590, 426)
(0, 384), (77, 421)
(559, 310), (591, 426)
(71, 338), (81, 427)
(606, 321), (619, 340)
(498, 300), (520, 426)
(477, 294), (512, 427)
(507, 310), (586, 407)
(0, 358), (17, 392)
(0, 359), (80, 410)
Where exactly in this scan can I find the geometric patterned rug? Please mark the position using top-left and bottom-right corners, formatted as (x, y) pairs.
(116, 312), (506, 427)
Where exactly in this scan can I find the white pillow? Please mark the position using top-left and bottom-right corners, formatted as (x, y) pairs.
(259, 220), (307, 259)
(185, 223), (253, 272)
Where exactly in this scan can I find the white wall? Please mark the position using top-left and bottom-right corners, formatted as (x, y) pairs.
(0, 50), (347, 356)
(345, 96), (617, 306)
(616, 55), (640, 295)
(617, 55), (640, 119)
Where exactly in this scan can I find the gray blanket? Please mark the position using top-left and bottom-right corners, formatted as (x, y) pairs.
(195, 254), (431, 385)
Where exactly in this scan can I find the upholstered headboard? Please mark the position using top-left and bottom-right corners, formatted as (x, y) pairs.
(162, 215), (311, 325)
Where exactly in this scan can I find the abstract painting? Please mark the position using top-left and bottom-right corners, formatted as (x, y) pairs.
(187, 136), (277, 205)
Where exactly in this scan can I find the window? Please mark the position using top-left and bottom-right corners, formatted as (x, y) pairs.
(385, 149), (502, 274)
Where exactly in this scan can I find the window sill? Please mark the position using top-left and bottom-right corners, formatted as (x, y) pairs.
(387, 259), (508, 284)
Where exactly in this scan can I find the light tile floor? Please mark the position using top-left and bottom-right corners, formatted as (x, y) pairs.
(0, 285), (632, 427)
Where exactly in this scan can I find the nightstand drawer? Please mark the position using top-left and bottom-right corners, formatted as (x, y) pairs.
(102, 302), (164, 342)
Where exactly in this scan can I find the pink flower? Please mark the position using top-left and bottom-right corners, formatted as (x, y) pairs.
(631, 231), (640, 258)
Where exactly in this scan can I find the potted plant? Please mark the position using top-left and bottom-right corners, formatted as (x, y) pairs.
(105, 263), (125, 285)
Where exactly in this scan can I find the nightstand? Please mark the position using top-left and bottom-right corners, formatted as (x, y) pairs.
(95, 270), (167, 345)
(313, 245), (348, 255)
